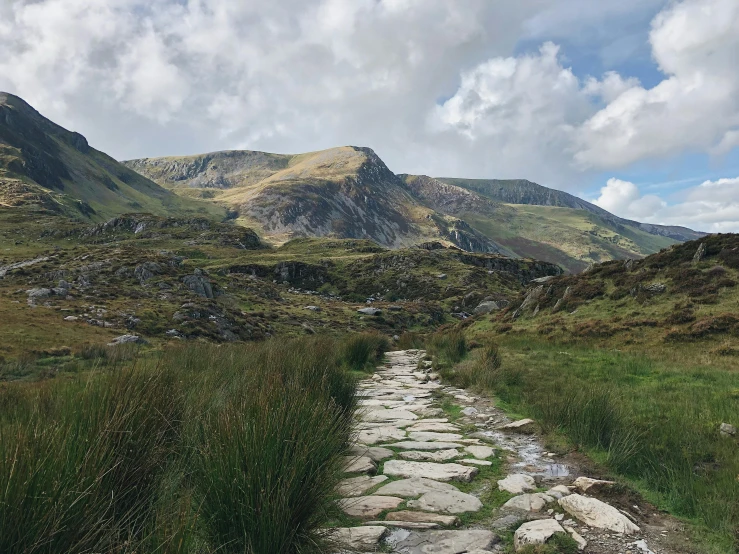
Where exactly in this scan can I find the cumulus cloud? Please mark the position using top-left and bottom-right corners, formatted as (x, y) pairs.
(594, 177), (739, 232)
(0, 0), (736, 202)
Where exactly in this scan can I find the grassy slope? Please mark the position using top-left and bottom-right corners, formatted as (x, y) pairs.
(457, 235), (739, 551)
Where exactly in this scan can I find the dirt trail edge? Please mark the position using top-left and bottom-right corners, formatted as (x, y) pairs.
(328, 349), (697, 554)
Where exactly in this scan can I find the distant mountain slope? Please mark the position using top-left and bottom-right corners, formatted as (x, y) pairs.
(437, 177), (705, 242)
(0, 92), (219, 220)
(125, 147), (506, 253)
(402, 175), (704, 272)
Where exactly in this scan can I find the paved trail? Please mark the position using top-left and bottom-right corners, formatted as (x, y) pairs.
(331, 350), (692, 554)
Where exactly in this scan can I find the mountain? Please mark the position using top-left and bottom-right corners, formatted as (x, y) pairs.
(402, 175), (707, 272)
(0, 92), (219, 220)
(436, 177), (704, 242)
(124, 147), (506, 253)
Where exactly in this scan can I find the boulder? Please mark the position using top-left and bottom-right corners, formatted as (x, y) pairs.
(514, 519), (566, 551)
(558, 494), (640, 534)
(720, 422), (737, 437)
(358, 307), (382, 316)
(182, 270), (215, 298)
(473, 301), (500, 315)
(407, 490), (483, 514)
(107, 334), (146, 346)
(498, 474), (536, 494)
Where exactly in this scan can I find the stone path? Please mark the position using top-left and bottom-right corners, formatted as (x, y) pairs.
(330, 350), (689, 554)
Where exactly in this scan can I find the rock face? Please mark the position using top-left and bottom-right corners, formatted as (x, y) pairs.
(514, 519), (566, 551)
(182, 270), (216, 298)
(559, 494), (640, 534)
(473, 301), (500, 315)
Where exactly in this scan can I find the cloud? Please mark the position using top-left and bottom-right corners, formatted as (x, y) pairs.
(0, 0), (735, 199)
(593, 176), (739, 232)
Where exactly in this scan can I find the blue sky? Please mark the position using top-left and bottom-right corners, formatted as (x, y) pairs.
(0, 0), (737, 231)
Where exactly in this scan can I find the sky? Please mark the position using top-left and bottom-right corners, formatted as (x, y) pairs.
(0, 0), (738, 232)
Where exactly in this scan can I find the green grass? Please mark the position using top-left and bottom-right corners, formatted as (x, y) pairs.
(463, 335), (739, 552)
(340, 332), (391, 372)
(0, 335), (360, 553)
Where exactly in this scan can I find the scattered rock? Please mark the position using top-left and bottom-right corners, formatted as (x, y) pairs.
(407, 490), (483, 514)
(304, 305), (321, 311)
(573, 476), (615, 494)
(564, 526), (588, 551)
(461, 406), (478, 416)
(642, 282), (667, 295)
(693, 242), (706, 264)
(498, 474), (536, 494)
(358, 307), (382, 316)
(473, 301), (500, 315)
(500, 418), (536, 433)
(558, 494), (640, 534)
(513, 519), (566, 551)
(720, 422), (737, 437)
(107, 334), (146, 346)
(63, 315), (78, 322)
(546, 485), (572, 499)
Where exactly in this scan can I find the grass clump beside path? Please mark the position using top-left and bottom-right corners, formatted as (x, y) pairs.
(0, 335), (362, 554)
(463, 334), (739, 552)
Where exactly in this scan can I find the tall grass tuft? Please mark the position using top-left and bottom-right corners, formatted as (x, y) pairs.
(340, 332), (390, 372)
(0, 335), (361, 554)
(426, 328), (468, 365)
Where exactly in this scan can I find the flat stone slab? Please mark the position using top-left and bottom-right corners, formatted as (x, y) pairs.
(356, 426), (407, 445)
(460, 458), (492, 466)
(386, 511), (460, 526)
(573, 476), (615, 494)
(337, 495), (403, 519)
(408, 431), (464, 442)
(514, 519), (566, 550)
(349, 444), (395, 462)
(498, 473), (536, 494)
(388, 441), (465, 451)
(383, 460), (478, 482)
(337, 475), (389, 497)
(362, 408), (419, 422)
(388, 530), (498, 554)
(407, 422), (460, 432)
(559, 494), (640, 534)
(343, 456), (377, 474)
(465, 445), (494, 459)
(331, 525), (388, 550)
(366, 520), (440, 529)
(407, 490), (483, 514)
(399, 449), (461, 462)
(373, 477), (459, 497)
